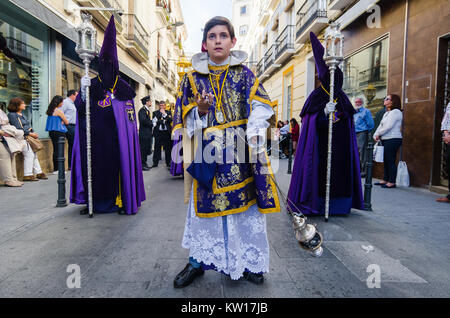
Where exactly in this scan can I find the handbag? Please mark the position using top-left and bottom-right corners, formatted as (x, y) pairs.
(17, 117), (43, 153)
(373, 141), (384, 163)
(26, 135), (43, 153)
(396, 161), (410, 187)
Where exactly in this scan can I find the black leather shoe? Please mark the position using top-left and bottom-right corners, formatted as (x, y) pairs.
(381, 184), (396, 188)
(142, 166), (150, 171)
(151, 164), (158, 168)
(243, 272), (264, 285)
(173, 263), (204, 288)
(374, 182), (387, 186)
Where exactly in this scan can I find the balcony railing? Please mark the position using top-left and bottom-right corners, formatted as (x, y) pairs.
(123, 14), (149, 59)
(157, 56), (169, 78)
(156, 0), (171, 23)
(296, 0), (327, 39)
(171, 71), (176, 87)
(264, 44), (277, 70)
(256, 58), (265, 78)
(76, 0), (123, 29)
(5, 37), (38, 61)
(275, 25), (295, 60)
(358, 65), (387, 87)
(99, 0), (122, 24)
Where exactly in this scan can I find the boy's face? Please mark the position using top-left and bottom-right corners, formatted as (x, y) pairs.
(204, 25), (236, 63)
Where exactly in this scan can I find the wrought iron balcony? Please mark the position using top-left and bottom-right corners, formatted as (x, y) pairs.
(328, 0), (356, 11)
(171, 71), (177, 87)
(157, 56), (169, 79)
(76, 0), (123, 31)
(296, 0), (327, 44)
(275, 25), (295, 62)
(156, 0), (171, 24)
(256, 58), (265, 78)
(264, 44), (277, 71)
(5, 37), (38, 62)
(123, 14), (149, 62)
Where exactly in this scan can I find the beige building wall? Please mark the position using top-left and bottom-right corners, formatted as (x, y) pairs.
(42, 0), (186, 113)
(243, 0), (332, 127)
(1, 0), (188, 178)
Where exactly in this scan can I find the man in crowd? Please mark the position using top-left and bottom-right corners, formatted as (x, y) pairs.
(354, 97), (374, 177)
(61, 89), (78, 169)
(139, 95), (153, 171)
(152, 100), (172, 169)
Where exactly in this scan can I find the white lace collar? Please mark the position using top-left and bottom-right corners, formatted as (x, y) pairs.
(191, 50), (248, 74)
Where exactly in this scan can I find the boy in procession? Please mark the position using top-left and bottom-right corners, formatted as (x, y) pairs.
(172, 16), (281, 288)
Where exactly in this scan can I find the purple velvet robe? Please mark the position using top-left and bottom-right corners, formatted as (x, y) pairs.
(287, 32), (363, 216)
(70, 81), (146, 215)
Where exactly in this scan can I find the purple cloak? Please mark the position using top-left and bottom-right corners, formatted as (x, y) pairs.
(287, 32), (363, 216)
(69, 16), (145, 214)
(70, 90), (146, 215)
(170, 129), (183, 177)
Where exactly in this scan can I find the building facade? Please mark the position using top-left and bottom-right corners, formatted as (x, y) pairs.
(0, 0), (187, 176)
(239, 0), (450, 189)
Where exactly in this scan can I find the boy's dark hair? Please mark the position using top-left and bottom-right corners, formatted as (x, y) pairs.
(67, 89), (77, 98)
(202, 16), (236, 44)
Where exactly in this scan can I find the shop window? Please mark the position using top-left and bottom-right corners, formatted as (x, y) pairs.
(0, 17), (48, 136)
(342, 36), (389, 115)
(61, 59), (97, 98)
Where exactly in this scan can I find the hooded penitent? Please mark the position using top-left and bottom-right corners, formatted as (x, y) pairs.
(70, 16), (146, 214)
(287, 32), (363, 216)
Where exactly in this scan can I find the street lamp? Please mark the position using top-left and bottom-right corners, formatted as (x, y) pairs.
(75, 13), (98, 218)
(323, 22), (344, 222)
(149, 21), (184, 37)
(364, 84), (377, 106)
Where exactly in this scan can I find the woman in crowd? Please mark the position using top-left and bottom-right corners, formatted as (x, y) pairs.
(290, 118), (299, 153)
(45, 96), (68, 173)
(0, 108), (23, 187)
(7, 97), (47, 181)
(373, 94), (403, 189)
(274, 121), (283, 158)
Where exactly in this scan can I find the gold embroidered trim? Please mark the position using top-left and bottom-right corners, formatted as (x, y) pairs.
(257, 151), (281, 214)
(182, 102), (198, 122)
(187, 71), (199, 96)
(204, 119), (248, 137)
(212, 176), (254, 194)
(193, 178), (258, 218)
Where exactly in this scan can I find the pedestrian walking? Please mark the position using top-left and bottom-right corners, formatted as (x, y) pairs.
(152, 101), (172, 168)
(373, 94), (403, 189)
(354, 97), (374, 177)
(437, 102), (450, 203)
(172, 16), (280, 288)
(7, 97), (47, 182)
(61, 90), (78, 169)
(138, 95), (153, 171)
(45, 95), (68, 173)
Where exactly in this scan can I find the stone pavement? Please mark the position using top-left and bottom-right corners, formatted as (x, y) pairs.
(0, 157), (449, 298)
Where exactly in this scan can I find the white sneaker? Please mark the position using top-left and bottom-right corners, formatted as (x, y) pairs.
(53, 171), (59, 175)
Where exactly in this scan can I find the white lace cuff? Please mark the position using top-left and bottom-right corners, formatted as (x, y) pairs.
(186, 107), (208, 138)
(247, 100), (273, 150)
